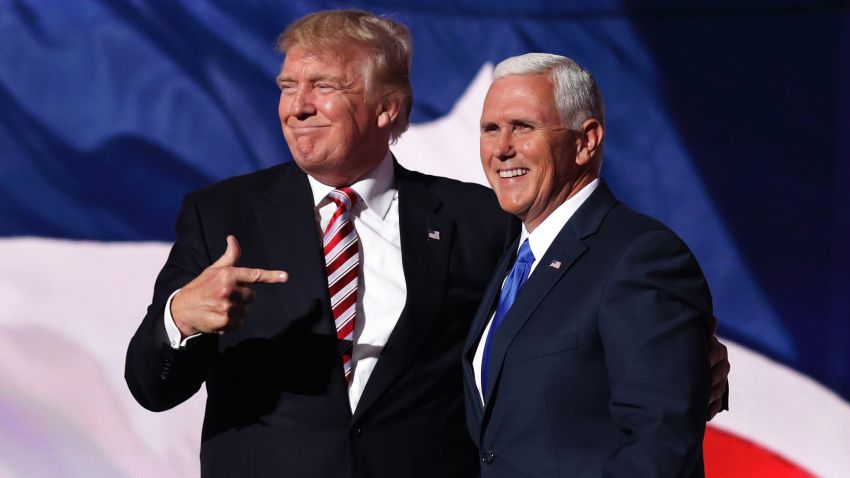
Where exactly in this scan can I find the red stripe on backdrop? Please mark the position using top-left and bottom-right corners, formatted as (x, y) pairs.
(704, 427), (814, 477)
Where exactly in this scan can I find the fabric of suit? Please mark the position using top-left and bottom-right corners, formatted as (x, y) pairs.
(462, 181), (712, 478)
(125, 160), (515, 477)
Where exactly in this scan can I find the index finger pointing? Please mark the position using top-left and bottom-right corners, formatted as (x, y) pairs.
(232, 267), (289, 284)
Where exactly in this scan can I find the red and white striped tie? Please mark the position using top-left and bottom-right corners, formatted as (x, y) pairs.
(323, 187), (359, 384)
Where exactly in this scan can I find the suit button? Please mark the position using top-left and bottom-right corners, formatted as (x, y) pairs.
(351, 427), (362, 437)
(481, 450), (495, 464)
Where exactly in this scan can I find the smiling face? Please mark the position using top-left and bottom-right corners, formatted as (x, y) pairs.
(277, 46), (397, 186)
(480, 73), (601, 231)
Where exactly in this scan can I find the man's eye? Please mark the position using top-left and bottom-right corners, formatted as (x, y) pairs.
(316, 83), (336, 91)
(481, 124), (499, 134)
(514, 123), (533, 132)
(279, 83), (296, 94)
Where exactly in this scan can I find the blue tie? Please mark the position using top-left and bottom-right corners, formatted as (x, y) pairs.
(481, 239), (535, 397)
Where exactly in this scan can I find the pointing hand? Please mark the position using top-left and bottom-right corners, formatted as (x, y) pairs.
(171, 235), (288, 337)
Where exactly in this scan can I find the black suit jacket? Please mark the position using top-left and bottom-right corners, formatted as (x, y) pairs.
(462, 182), (712, 478)
(126, 161), (514, 477)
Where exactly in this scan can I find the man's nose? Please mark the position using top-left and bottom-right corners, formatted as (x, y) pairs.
(494, 129), (515, 160)
(289, 87), (317, 119)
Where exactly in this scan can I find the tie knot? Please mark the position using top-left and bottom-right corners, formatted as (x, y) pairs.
(328, 187), (358, 211)
(516, 239), (535, 265)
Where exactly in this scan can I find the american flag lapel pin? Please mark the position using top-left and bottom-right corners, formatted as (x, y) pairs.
(427, 229), (441, 241)
(548, 260), (562, 269)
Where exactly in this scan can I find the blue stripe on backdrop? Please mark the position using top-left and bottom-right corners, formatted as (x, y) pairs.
(1, 0), (848, 404)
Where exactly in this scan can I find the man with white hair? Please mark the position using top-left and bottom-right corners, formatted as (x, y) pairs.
(463, 53), (714, 477)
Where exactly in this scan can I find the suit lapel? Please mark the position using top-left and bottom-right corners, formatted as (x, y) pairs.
(352, 164), (454, 421)
(463, 240), (518, 360)
(460, 238), (518, 429)
(253, 164), (335, 337)
(480, 182), (620, 418)
(481, 233), (586, 414)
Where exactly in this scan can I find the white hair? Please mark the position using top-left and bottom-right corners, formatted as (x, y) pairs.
(493, 53), (604, 132)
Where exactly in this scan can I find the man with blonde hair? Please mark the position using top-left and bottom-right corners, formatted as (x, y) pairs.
(126, 10), (511, 477)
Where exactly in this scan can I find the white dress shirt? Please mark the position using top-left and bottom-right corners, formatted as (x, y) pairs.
(165, 152), (406, 412)
(472, 179), (599, 403)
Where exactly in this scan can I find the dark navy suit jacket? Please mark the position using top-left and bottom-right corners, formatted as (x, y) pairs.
(463, 181), (712, 477)
(126, 160), (515, 477)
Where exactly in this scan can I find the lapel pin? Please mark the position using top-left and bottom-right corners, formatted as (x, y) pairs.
(548, 260), (562, 269)
(427, 229), (441, 241)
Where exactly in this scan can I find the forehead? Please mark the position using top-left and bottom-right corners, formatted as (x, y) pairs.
(280, 46), (364, 77)
(482, 74), (559, 121)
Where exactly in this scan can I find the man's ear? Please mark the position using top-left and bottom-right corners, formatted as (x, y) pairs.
(575, 118), (603, 166)
(377, 96), (402, 129)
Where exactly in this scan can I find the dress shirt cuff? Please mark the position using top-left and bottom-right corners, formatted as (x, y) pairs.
(164, 289), (201, 349)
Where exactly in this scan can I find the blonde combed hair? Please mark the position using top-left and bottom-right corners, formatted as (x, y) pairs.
(277, 10), (413, 142)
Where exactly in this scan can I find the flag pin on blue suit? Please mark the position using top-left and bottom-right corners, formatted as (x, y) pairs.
(548, 260), (561, 269)
(428, 229), (440, 240)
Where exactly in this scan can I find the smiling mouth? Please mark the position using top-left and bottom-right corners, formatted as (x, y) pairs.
(289, 125), (328, 130)
(499, 168), (529, 178)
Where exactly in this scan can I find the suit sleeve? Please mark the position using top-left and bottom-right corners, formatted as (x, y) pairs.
(124, 193), (218, 411)
(598, 229), (712, 477)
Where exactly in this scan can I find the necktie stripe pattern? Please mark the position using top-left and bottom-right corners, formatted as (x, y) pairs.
(323, 187), (359, 384)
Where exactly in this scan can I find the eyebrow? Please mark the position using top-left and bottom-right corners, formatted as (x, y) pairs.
(480, 118), (536, 128)
(276, 73), (345, 85)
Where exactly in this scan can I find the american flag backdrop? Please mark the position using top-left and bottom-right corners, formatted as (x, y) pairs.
(1, 1), (848, 476)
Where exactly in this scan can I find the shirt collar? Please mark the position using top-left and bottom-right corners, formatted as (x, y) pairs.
(306, 150), (396, 219)
(520, 178), (600, 263)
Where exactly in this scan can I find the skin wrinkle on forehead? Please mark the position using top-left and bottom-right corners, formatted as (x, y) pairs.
(279, 44), (381, 102)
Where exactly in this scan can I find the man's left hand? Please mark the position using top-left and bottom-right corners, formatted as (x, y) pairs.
(707, 316), (730, 420)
